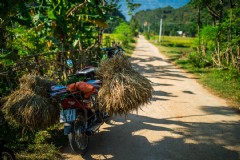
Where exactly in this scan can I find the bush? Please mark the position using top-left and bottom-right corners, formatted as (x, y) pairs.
(114, 22), (133, 46)
(143, 32), (151, 40)
(0, 116), (66, 159)
(187, 52), (212, 68)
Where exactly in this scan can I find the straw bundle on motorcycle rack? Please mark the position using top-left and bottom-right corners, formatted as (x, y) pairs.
(96, 55), (153, 116)
(3, 74), (60, 130)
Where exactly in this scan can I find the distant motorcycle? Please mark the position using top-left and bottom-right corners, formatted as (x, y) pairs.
(102, 46), (124, 58)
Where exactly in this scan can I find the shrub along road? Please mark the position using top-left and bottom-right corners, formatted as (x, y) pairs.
(62, 35), (240, 160)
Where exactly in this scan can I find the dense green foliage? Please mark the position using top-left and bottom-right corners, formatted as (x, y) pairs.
(132, 5), (210, 37)
(114, 22), (134, 46)
(191, 0), (240, 71)
(103, 8), (126, 33)
(146, 0), (240, 108)
(135, 1), (240, 72)
(0, 0), (113, 97)
(151, 35), (240, 108)
(0, 0), (139, 96)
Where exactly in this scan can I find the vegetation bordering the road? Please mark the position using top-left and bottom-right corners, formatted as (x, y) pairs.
(137, 1), (240, 87)
(148, 36), (240, 109)
(0, 0), (138, 158)
(140, 1), (240, 109)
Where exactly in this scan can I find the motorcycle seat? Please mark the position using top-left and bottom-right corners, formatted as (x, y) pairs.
(87, 80), (102, 89)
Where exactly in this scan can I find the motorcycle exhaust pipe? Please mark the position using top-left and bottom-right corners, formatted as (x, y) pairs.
(85, 123), (102, 136)
(85, 130), (94, 136)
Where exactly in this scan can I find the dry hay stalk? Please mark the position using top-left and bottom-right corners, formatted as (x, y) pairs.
(96, 55), (132, 80)
(3, 89), (60, 130)
(19, 74), (56, 97)
(3, 74), (59, 130)
(97, 55), (153, 115)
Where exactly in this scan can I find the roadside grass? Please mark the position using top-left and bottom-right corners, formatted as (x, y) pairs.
(178, 59), (240, 108)
(199, 69), (240, 106)
(149, 35), (240, 109)
(151, 35), (195, 48)
(122, 38), (137, 57)
(151, 42), (193, 60)
(5, 124), (68, 160)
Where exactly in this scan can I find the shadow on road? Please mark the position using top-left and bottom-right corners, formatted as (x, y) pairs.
(201, 105), (239, 116)
(79, 113), (240, 160)
(151, 90), (177, 102)
(131, 55), (200, 82)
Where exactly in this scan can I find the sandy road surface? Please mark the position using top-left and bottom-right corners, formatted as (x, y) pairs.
(62, 36), (240, 160)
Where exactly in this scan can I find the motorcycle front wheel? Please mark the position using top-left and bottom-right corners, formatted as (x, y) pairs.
(1, 147), (16, 160)
(68, 119), (89, 155)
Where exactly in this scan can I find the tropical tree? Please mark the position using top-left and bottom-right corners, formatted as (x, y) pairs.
(114, 22), (133, 46)
(189, 0), (240, 71)
(130, 17), (139, 37)
(0, 0), (140, 96)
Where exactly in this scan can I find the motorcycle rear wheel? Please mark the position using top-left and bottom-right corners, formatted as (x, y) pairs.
(1, 147), (16, 160)
(68, 119), (89, 155)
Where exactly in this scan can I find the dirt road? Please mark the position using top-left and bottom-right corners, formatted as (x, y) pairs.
(62, 36), (240, 160)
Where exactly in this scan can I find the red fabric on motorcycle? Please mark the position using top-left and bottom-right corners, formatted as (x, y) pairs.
(67, 81), (96, 98)
(61, 98), (88, 109)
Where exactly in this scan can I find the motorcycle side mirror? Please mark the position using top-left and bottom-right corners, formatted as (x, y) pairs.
(66, 59), (73, 68)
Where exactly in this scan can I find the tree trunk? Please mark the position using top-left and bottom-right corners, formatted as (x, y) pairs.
(219, 0), (223, 23)
(237, 45), (240, 72)
(212, 16), (216, 26)
(228, 0), (235, 68)
(238, 46), (240, 58)
(78, 39), (83, 70)
(229, 0), (233, 8)
(217, 40), (221, 66)
(98, 27), (104, 45)
(225, 47), (230, 65)
(231, 47), (235, 68)
(197, 1), (201, 53)
(197, 1), (201, 34)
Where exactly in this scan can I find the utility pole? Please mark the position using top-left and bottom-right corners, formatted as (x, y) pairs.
(158, 18), (163, 43)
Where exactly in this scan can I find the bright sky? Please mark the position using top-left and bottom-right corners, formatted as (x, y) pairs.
(118, 0), (190, 21)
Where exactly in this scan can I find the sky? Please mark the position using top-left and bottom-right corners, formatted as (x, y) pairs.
(118, 0), (191, 21)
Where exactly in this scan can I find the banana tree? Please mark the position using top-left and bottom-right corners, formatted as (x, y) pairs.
(1, 0), (139, 81)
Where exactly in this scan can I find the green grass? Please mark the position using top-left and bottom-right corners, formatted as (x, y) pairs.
(149, 35), (240, 109)
(199, 69), (240, 105)
(122, 38), (137, 57)
(151, 35), (195, 48)
(178, 61), (240, 107)
(150, 38), (193, 61)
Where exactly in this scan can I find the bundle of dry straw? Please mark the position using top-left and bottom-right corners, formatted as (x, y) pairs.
(3, 74), (59, 130)
(96, 55), (153, 115)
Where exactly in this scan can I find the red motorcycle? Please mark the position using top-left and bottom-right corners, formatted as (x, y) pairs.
(51, 47), (122, 154)
(50, 67), (109, 155)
